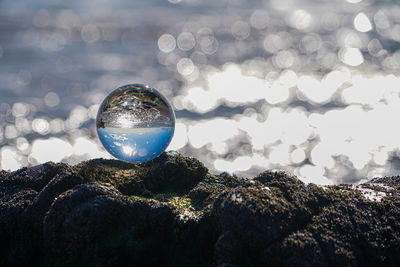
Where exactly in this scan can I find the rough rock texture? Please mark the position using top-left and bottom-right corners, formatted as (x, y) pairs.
(0, 152), (399, 266)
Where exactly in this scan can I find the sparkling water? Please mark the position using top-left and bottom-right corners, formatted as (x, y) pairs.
(96, 84), (175, 163)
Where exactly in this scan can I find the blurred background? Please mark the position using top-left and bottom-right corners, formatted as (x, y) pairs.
(0, 0), (400, 184)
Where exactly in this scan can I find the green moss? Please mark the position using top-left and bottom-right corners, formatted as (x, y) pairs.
(203, 173), (217, 183)
(76, 159), (148, 195)
(129, 195), (150, 202)
(169, 196), (203, 217)
(170, 197), (193, 210)
(153, 191), (181, 201)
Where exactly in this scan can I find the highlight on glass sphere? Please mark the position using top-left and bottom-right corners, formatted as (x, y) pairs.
(96, 84), (175, 163)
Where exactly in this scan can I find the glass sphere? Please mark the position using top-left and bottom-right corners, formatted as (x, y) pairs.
(96, 84), (175, 163)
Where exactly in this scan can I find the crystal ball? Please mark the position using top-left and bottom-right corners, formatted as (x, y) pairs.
(96, 84), (175, 163)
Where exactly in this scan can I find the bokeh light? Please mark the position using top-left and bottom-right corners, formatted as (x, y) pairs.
(1, 0), (400, 185)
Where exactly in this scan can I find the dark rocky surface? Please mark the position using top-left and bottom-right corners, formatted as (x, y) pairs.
(0, 152), (399, 266)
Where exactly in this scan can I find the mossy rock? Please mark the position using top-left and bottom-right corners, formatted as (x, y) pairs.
(0, 152), (399, 266)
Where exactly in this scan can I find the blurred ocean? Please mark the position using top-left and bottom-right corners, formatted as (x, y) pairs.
(1, 0), (400, 184)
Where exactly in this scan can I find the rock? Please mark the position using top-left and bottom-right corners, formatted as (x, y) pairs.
(43, 182), (142, 265)
(0, 162), (68, 192)
(0, 162), (69, 266)
(0, 152), (399, 266)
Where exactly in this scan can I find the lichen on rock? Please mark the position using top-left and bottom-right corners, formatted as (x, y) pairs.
(0, 152), (399, 266)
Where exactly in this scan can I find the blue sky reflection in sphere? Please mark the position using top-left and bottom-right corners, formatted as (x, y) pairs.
(96, 84), (175, 163)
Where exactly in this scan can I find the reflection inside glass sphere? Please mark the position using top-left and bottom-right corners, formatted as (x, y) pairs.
(96, 84), (175, 163)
